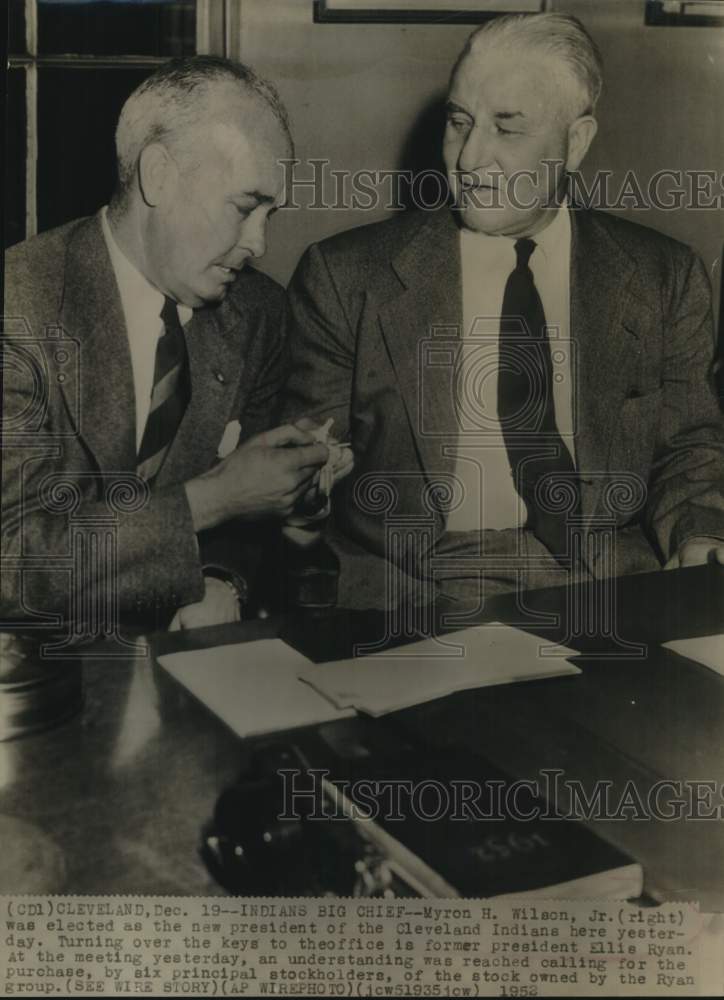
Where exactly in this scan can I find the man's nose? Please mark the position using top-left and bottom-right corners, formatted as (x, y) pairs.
(240, 214), (267, 259)
(457, 126), (496, 174)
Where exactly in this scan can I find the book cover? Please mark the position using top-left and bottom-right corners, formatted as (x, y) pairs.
(296, 717), (643, 900)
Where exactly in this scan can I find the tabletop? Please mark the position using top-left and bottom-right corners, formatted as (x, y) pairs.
(0, 563), (722, 907)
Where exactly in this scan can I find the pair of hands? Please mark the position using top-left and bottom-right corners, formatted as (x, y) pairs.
(176, 444), (724, 630)
(186, 421), (352, 531)
(173, 419), (353, 631)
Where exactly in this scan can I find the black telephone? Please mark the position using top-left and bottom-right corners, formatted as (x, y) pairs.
(201, 744), (374, 896)
(201, 741), (404, 897)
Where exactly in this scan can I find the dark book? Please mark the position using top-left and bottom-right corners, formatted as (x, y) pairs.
(296, 717), (643, 900)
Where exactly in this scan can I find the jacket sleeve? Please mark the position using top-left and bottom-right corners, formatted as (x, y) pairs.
(0, 337), (205, 623)
(645, 248), (724, 557)
(278, 243), (356, 442)
(196, 286), (290, 597)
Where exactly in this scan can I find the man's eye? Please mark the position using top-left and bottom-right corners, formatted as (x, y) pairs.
(495, 124), (518, 136)
(447, 116), (471, 131)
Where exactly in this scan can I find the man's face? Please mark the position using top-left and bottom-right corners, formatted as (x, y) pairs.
(146, 107), (289, 307)
(443, 46), (574, 237)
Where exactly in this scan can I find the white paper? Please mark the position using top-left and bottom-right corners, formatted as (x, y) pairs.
(300, 623), (581, 716)
(158, 639), (355, 737)
(663, 632), (724, 675)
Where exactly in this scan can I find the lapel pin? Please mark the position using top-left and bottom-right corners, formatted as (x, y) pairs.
(214, 371), (226, 384)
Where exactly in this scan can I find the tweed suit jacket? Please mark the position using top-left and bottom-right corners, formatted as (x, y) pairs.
(2, 212), (286, 622)
(283, 207), (724, 579)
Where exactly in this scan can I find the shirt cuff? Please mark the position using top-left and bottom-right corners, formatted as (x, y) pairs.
(202, 565), (249, 606)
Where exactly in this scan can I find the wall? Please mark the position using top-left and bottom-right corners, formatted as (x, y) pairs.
(568, 0), (724, 325)
(232, 1), (470, 278)
(236, 0), (723, 328)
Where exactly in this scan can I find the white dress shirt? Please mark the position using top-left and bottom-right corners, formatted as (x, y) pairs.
(100, 207), (192, 452)
(446, 202), (575, 532)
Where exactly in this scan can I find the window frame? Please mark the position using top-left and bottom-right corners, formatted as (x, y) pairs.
(7, 0), (226, 241)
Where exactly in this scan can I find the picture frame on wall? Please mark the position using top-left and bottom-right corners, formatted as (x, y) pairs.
(314, 0), (545, 24)
(645, 0), (724, 26)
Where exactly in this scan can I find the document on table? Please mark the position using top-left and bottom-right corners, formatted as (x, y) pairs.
(157, 639), (355, 738)
(663, 633), (724, 675)
(298, 624), (581, 717)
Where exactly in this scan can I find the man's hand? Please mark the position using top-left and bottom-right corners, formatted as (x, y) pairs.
(664, 536), (724, 569)
(289, 417), (354, 519)
(292, 442), (355, 516)
(168, 576), (240, 631)
(327, 440), (354, 485)
(184, 424), (329, 532)
(294, 419), (353, 474)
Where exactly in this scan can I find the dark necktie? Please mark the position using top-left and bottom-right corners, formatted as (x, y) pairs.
(137, 296), (190, 484)
(497, 238), (578, 560)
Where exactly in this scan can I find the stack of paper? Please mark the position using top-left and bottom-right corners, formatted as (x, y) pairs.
(299, 624), (580, 717)
(157, 639), (354, 738)
(663, 633), (724, 675)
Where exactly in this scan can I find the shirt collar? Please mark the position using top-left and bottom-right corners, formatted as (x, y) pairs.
(460, 224), (515, 268)
(529, 197), (571, 265)
(459, 197), (571, 268)
(100, 206), (193, 327)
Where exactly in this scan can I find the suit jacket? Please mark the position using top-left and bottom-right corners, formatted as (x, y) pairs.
(2, 212), (287, 623)
(282, 207), (724, 580)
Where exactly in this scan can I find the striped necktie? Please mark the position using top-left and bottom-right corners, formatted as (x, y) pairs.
(137, 296), (190, 484)
(498, 238), (578, 561)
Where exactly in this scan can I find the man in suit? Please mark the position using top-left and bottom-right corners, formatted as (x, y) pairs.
(2, 56), (330, 631)
(283, 13), (724, 610)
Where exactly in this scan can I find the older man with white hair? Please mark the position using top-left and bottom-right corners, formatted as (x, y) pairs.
(283, 12), (724, 609)
(3, 56), (332, 629)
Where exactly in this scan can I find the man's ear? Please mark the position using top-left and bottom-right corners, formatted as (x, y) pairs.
(565, 115), (598, 173)
(138, 142), (175, 207)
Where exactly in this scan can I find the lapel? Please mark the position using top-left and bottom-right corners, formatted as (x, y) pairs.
(378, 209), (462, 481)
(59, 213), (249, 484)
(569, 209), (641, 522)
(60, 213), (137, 473)
(156, 291), (250, 486)
(376, 208), (641, 532)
